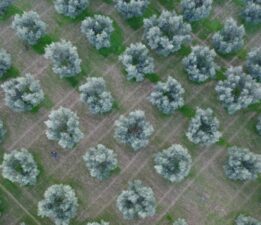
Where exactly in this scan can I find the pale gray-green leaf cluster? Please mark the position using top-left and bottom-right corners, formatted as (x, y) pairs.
(0, 48), (11, 77)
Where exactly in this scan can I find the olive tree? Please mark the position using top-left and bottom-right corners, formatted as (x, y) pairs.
(38, 184), (78, 225)
(54, 0), (89, 18)
(246, 47), (261, 82)
(182, 45), (217, 82)
(148, 76), (185, 114)
(83, 144), (118, 180)
(0, 48), (11, 78)
(12, 11), (47, 45)
(119, 42), (154, 82)
(81, 15), (114, 50)
(215, 66), (260, 114)
(144, 10), (191, 56)
(0, 119), (6, 143)
(1, 148), (39, 186)
(242, 0), (261, 23)
(79, 77), (113, 114)
(236, 214), (261, 225)
(212, 18), (245, 54)
(0, 0), (12, 15)
(44, 40), (82, 78)
(114, 110), (154, 151)
(180, 0), (213, 21)
(1, 74), (44, 112)
(186, 107), (222, 146)
(86, 221), (109, 225)
(224, 146), (261, 181)
(154, 144), (192, 182)
(173, 218), (188, 225)
(45, 107), (84, 150)
(256, 115), (261, 135)
(116, 180), (156, 220)
(114, 0), (149, 19)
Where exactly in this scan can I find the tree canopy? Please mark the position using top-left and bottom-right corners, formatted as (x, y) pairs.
(0, 48), (11, 78)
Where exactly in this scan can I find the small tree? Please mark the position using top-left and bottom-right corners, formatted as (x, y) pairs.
(1, 74), (44, 112)
(212, 18), (245, 54)
(144, 10), (191, 56)
(215, 66), (260, 114)
(246, 47), (261, 82)
(0, 48), (11, 78)
(45, 107), (84, 149)
(12, 11), (47, 45)
(116, 180), (156, 220)
(119, 42), (154, 82)
(0, 119), (6, 143)
(182, 45), (217, 82)
(81, 15), (114, 50)
(54, 0), (89, 18)
(1, 148), (39, 186)
(154, 144), (192, 182)
(86, 221), (109, 225)
(242, 0), (261, 24)
(114, 0), (149, 19)
(45, 40), (82, 78)
(114, 110), (154, 151)
(235, 214), (261, 225)
(256, 115), (261, 135)
(83, 144), (118, 180)
(79, 77), (113, 114)
(224, 146), (261, 181)
(173, 218), (188, 225)
(148, 76), (185, 114)
(186, 107), (222, 146)
(38, 184), (78, 225)
(0, 0), (12, 15)
(180, 0), (213, 21)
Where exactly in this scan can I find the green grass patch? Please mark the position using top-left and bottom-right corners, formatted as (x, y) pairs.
(236, 48), (248, 60)
(232, 0), (245, 7)
(102, 0), (113, 4)
(146, 73), (160, 83)
(55, 10), (91, 25)
(246, 102), (261, 113)
(30, 95), (54, 113)
(0, 5), (22, 21)
(176, 45), (191, 58)
(194, 19), (222, 39)
(0, 189), (8, 215)
(244, 22), (261, 34)
(158, 0), (180, 10)
(215, 67), (226, 81)
(179, 105), (196, 118)
(112, 100), (120, 110)
(32, 35), (57, 54)
(165, 213), (174, 222)
(0, 66), (19, 82)
(216, 137), (232, 147)
(64, 67), (89, 88)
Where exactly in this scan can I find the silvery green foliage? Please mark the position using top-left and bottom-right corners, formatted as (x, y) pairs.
(186, 107), (222, 146)
(1, 74), (44, 112)
(83, 144), (118, 180)
(224, 146), (261, 181)
(38, 184), (78, 225)
(173, 218), (188, 225)
(215, 66), (260, 114)
(0, 0), (12, 15)
(256, 115), (261, 135)
(45, 107), (84, 150)
(180, 0), (213, 21)
(0, 119), (6, 143)
(236, 214), (261, 225)
(119, 42), (154, 82)
(182, 45), (217, 82)
(148, 76), (185, 114)
(1, 148), (39, 186)
(243, 0), (261, 23)
(154, 144), (192, 182)
(81, 15), (114, 50)
(114, 0), (149, 19)
(246, 47), (261, 82)
(54, 0), (89, 18)
(143, 10), (191, 56)
(12, 11), (47, 45)
(79, 77), (113, 114)
(212, 18), (245, 54)
(114, 110), (154, 151)
(0, 48), (11, 78)
(86, 221), (109, 225)
(116, 180), (156, 220)
(45, 40), (81, 78)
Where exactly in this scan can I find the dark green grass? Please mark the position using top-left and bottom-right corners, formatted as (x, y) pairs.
(158, 0), (181, 10)
(0, 5), (22, 21)
(215, 67), (226, 81)
(32, 35), (57, 54)
(0, 67), (20, 82)
(30, 95), (54, 113)
(146, 73), (161, 83)
(64, 67), (89, 88)
(179, 105), (196, 118)
(54, 9), (91, 25)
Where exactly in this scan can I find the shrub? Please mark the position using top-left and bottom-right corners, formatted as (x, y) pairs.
(0, 0), (12, 15)
(45, 107), (84, 149)
(144, 10), (191, 56)
(119, 42), (154, 82)
(246, 47), (261, 82)
(235, 214), (261, 225)
(1, 74), (44, 112)
(242, 0), (261, 24)
(38, 184), (78, 225)
(0, 119), (6, 143)
(173, 218), (188, 225)
(114, 110), (154, 151)
(0, 48), (11, 78)
(1, 148), (39, 186)
(256, 115), (261, 135)
(186, 107), (222, 146)
(79, 77), (113, 114)
(116, 180), (156, 219)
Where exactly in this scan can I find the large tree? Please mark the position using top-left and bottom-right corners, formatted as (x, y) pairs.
(1, 148), (39, 186)
(0, 0), (12, 15)
(1, 74), (44, 112)
(44, 40), (82, 78)
(246, 47), (261, 82)
(119, 42), (154, 82)
(45, 107), (84, 149)
(114, 110), (154, 151)
(154, 144), (192, 182)
(148, 76), (185, 114)
(186, 107), (222, 146)
(242, 0), (261, 23)
(116, 180), (156, 220)
(79, 77), (113, 114)
(224, 146), (261, 181)
(0, 119), (6, 143)
(143, 10), (191, 56)
(0, 48), (11, 78)
(83, 144), (118, 180)
(38, 184), (78, 225)
(235, 214), (261, 225)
